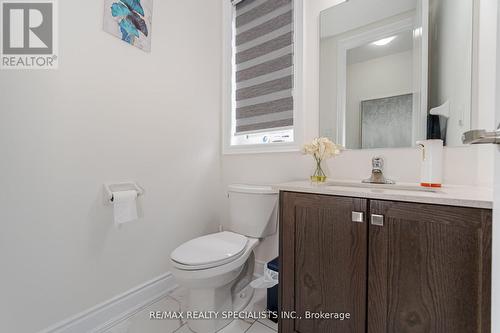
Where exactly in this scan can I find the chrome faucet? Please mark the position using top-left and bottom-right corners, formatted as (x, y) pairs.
(362, 157), (395, 185)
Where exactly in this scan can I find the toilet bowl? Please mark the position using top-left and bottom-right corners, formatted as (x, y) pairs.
(171, 232), (259, 332)
(170, 185), (278, 333)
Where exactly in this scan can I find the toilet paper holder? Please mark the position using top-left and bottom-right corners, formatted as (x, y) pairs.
(104, 182), (144, 204)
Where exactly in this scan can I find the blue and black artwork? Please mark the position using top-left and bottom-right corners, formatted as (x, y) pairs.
(111, 0), (148, 45)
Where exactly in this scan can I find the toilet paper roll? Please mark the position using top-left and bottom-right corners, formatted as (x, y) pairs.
(113, 190), (138, 226)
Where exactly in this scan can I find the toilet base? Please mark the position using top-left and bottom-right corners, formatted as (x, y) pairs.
(187, 283), (233, 333)
(186, 283), (256, 333)
(185, 254), (256, 333)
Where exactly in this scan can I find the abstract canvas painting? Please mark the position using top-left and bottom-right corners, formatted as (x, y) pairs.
(361, 94), (413, 149)
(103, 0), (153, 52)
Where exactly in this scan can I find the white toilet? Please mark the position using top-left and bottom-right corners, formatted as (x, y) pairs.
(170, 184), (278, 333)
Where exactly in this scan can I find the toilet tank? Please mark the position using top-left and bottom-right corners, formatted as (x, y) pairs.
(228, 184), (279, 238)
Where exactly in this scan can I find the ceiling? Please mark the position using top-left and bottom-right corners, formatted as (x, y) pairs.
(347, 30), (414, 65)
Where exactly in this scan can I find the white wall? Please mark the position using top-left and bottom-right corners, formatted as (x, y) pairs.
(476, 0), (499, 188)
(346, 50), (413, 148)
(0, 1), (222, 332)
(221, 0), (497, 264)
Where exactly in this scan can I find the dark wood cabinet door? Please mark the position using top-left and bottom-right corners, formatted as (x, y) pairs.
(280, 192), (368, 333)
(367, 200), (492, 333)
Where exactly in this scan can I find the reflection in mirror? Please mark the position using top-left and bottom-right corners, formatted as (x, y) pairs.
(346, 30), (417, 149)
(319, 0), (475, 149)
(428, 0), (474, 146)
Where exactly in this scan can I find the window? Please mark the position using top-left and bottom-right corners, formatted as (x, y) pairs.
(223, 0), (302, 153)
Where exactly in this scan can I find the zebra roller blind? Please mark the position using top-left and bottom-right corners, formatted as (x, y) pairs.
(233, 0), (294, 134)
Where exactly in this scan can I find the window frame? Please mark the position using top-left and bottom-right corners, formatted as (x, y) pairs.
(222, 0), (304, 155)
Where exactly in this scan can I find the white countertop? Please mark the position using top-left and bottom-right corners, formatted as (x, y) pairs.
(273, 180), (493, 209)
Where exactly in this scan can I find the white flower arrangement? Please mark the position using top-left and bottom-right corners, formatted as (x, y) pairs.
(302, 137), (343, 182)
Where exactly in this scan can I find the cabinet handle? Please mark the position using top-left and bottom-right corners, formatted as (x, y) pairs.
(352, 212), (364, 223)
(371, 214), (384, 226)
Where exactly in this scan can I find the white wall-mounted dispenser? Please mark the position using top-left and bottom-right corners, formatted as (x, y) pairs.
(416, 140), (444, 188)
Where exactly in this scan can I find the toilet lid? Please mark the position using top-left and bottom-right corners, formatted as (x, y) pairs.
(170, 232), (248, 268)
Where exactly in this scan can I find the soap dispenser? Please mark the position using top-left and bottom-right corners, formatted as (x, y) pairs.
(416, 140), (443, 188)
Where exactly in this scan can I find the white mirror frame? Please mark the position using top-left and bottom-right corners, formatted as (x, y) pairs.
(327, 0), (429, 148)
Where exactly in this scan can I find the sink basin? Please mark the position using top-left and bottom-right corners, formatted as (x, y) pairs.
(327, 180), (441, 193)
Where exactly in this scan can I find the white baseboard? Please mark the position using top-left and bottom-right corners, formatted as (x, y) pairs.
(39, 272), (177, 333)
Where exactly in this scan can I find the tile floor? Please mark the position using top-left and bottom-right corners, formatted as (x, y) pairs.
(105, 287), (277, 333)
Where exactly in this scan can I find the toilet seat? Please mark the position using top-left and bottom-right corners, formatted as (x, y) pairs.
(171, 232), (248, 270)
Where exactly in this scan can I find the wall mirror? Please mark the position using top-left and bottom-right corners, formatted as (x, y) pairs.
(319, 0), (475, 149)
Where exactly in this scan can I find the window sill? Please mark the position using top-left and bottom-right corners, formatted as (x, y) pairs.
(222, 142), (301, 155)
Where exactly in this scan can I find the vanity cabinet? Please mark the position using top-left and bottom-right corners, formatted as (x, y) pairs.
(279, 191), (492, 333)
(280, 193), (369, 333)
